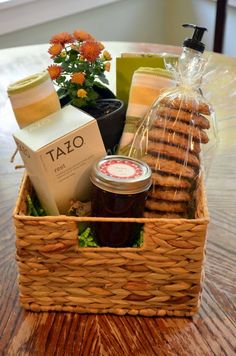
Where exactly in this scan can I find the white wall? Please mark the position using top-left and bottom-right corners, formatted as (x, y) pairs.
(0, 0), (165, 49)
(163, 0), (216, 52)
(224, 3), (236, 56)
(0, 0), (235, 56)
(164, 0), (236, 57)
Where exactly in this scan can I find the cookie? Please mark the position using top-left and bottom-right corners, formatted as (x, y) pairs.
(146, 198), (188, 213)
(151, 171), (192, 189)
(152, 116), (209, 143)
(148, 187), (191, 202)
(148, 127), (201, 154)
(147, 141), (200, 168)
(157, 106), (210, 129)
(144, 155), (197, 179)
(159, 96), (211, 115)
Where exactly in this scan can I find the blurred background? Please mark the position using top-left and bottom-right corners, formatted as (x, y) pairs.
(0, 0), (235, 56)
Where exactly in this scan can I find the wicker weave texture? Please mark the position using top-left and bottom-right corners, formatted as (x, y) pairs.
(13, 175), (209, 317)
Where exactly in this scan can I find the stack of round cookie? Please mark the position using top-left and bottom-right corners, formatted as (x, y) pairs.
(144, 95), (211, 218)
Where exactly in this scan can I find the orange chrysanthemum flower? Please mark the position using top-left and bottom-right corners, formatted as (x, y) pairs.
(79, 41), (102, 62)
(50, 32), (74, 45)
(102, 50), (112, 61)
(48, 43), (63, 58)
(73, 29), (94, 41)
(77, 89), (87, 98)
(104, 62), (111, 72)
(47, 65), (62, 80)
(71, 72), (85, 85)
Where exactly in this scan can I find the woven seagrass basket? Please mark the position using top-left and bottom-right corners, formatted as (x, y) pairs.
(13, 174), (209, 317)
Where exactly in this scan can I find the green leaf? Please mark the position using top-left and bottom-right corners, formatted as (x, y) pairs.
(87, 88), (99, 101)
(53, 57), (64, 63)
(69, 51), (78, 62)
(56, 76), (66, 84)
(72, 97), (87, 108)
(84, 80), (94, 88)
(57, 88), (68, 97)
(61, 62), (70, 70)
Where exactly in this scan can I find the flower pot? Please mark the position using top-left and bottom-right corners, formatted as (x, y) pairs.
(82, 99), (126, 154)
(59, 94), (126, 155)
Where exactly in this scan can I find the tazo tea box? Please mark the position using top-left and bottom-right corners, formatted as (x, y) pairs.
(13, 105), (106, 215)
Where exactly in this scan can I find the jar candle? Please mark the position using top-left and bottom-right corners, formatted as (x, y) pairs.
(7, 70), (60, 128)
(90, 155), (151, 247)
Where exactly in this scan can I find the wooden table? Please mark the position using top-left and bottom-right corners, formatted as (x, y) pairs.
(0, 42), (235, 355)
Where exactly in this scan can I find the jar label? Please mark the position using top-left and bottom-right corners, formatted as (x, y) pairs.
(100, 158), (143, 179)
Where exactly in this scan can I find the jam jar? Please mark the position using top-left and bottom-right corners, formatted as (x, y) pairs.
(90, 155), (151, 247)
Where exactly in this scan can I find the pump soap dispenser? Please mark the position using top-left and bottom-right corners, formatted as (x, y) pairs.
(128, 23), (218, 219)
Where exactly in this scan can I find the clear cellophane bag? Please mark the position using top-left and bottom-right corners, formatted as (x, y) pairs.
(128, 50), (218, 219)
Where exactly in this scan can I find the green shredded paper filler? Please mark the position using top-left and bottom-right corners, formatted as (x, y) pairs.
(26, 194), (144, 248)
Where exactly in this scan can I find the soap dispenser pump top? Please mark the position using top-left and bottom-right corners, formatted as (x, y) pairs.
(182, 23), (208, 53)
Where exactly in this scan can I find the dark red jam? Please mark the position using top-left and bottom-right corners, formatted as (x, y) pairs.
(90, 155), (151, 247)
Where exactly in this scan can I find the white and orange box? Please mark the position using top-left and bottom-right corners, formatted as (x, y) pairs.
(13, 105), (106, 215)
